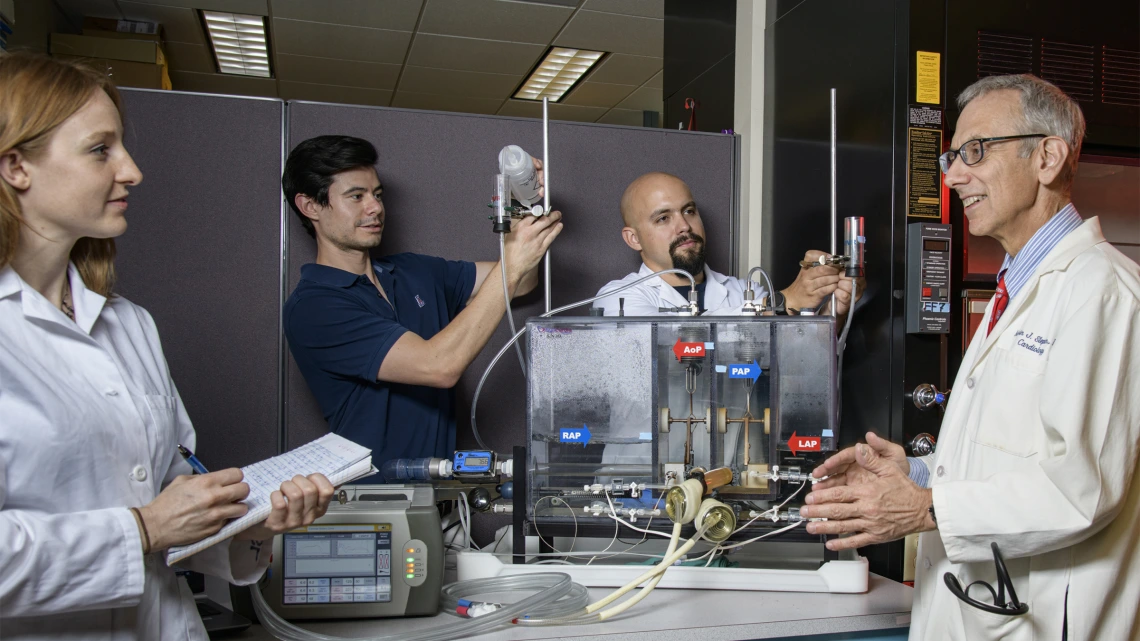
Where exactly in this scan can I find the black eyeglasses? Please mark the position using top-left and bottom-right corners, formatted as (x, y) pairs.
(938, 134), (1047, 173)
(943, 542), (1029, 616)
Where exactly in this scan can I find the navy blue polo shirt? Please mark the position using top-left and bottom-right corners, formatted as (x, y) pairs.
(284, 253), (475, 479)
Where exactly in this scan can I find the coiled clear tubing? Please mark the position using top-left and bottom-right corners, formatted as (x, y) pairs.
(251, 573), (584, 641)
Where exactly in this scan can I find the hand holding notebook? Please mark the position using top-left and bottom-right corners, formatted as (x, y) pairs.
(166, 433), (376, 564)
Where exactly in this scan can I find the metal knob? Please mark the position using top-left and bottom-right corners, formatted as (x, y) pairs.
(469, 487), (493, 512)
(909, 383), (949, 410)
(909, 433), (937, 457)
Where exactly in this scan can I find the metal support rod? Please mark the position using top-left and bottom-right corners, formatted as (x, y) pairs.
(513, 445), (526, 565)
(829, 88), (838, 317)
(542, 97), (552, 313)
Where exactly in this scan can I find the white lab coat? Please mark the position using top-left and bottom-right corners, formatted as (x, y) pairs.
(0, 264), (269, 640)
(910, 218), (1140, 641)
(593, 263), (764, 316)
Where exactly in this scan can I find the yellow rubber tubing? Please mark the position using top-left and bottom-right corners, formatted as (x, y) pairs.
(595, 523), (682, 620)
(587, 522), (706, 615)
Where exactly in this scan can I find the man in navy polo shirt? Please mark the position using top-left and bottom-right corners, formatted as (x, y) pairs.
(282, 136), (562, 476)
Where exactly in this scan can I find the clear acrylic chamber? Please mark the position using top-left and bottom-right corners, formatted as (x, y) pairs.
(526, 316), (837, 528)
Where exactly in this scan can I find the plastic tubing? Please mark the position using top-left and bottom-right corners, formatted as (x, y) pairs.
(251, 573), (578, 641)
(500, 232), (527, 376)
(745, 266), (776, 306)
(470, 268), (697, 450)
(837, 277), (857, 354)
(380, 457), (434, 482)
(440, 574), (589, 620)
(516, 519), (711, 626)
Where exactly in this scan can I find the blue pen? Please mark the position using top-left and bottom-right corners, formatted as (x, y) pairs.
(177, 444), (210, 474)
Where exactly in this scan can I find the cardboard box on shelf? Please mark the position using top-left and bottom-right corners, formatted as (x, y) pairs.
(50, 33), (166, 66)
(82, 17), (163, 42)
(55, 54), (172, 90)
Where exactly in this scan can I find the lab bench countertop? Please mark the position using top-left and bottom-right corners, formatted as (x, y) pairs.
(232, 574), (912, 641)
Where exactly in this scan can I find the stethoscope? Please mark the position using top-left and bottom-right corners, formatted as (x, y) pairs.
(943, 541), (1029, 616)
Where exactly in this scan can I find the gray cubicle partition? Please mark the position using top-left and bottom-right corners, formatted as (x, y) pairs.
(107, 88), (738, 477)
(116, 89), (285, 471)
(285, 102), (739, 455)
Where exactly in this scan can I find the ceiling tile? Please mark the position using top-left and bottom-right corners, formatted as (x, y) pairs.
(162, 41), (215, 74)
(585, 53), (661, 85)
(276, 54), (402, 90)
(643, 69), (662, 89)
(560, 81), (636, 108)
(597, 107), (656, 126)
(272, 18), (412, 64)
(54, 0), (123, 21)
(555, 9), (662, 57)
(269, 0), (422, 31)
(124, 0), (268, 13)
(583, 0), (663, 19)
(398, 66), (522, 100)
(170, 70), (278, 97)
(117, 3), (206, 44)
(406, 34), (544, 74)
(615, 86), (661, 111)
(391, 91), (504, 115)
(496, 99), (607, 122)
(418, 0), (571, 45)
(278, 81), (393, 107)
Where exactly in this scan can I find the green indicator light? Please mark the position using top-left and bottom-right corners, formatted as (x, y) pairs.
(406, 573), (414, 578)
(406, 557), (414, 562)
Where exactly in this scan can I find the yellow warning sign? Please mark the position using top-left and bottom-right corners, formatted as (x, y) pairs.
(916, 51), (940, 104)
(908, 127), (943, 218)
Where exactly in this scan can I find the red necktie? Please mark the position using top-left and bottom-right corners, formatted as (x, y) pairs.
(987, 274), (1009, 336)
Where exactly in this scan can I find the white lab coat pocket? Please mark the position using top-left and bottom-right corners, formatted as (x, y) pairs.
(970, 348), (1045, 458)
(143, 394), (178, 430)
(142, 394), (179, 466)
(958, 600), (1034, 641)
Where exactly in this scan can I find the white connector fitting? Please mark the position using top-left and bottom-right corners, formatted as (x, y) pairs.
(497, 459), (513, 478)
(468, 602), (503, 618)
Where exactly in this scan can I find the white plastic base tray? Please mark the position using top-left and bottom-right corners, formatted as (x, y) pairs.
(457, 551), (869, 594)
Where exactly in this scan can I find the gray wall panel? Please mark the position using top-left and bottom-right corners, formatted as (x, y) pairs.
(116, 89), (284, 471)
(285, 102), (738, 458)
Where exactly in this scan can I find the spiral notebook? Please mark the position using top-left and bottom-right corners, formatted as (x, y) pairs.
(166, 433), (376, 564)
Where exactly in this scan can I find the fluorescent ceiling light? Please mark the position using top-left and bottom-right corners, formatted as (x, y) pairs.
(202, 11), (271, 78)
(514, 47), (605, 102)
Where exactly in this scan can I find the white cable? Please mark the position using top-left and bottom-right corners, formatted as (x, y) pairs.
(586, 509), (620, 566)
(835, 276), (858, 427)
(532, 496), (578, 556)
(605, 515), (675, 540)
(735, 481), (807, 530)
(484, 549), (681, 560)
(699, 482), (808, 566)
(602, 490), (674, 540)
(714, 520), (804, 551)
(837, 277), (857, 354)
(458, 493), (480, 551)
(500, 231), (527, 375)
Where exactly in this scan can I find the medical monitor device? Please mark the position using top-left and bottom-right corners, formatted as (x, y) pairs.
(263, 485), (443, 620)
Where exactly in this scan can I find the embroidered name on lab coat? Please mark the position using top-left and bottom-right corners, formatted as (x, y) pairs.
(1013, 329), (1052, 356)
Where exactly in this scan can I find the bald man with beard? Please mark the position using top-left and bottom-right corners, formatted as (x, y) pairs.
(594, 172), (856, 317)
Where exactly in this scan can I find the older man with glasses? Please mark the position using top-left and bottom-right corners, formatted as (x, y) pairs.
(799, 74), (1140, 641)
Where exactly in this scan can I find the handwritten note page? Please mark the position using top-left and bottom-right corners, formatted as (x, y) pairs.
(166, 433), (375, 564)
